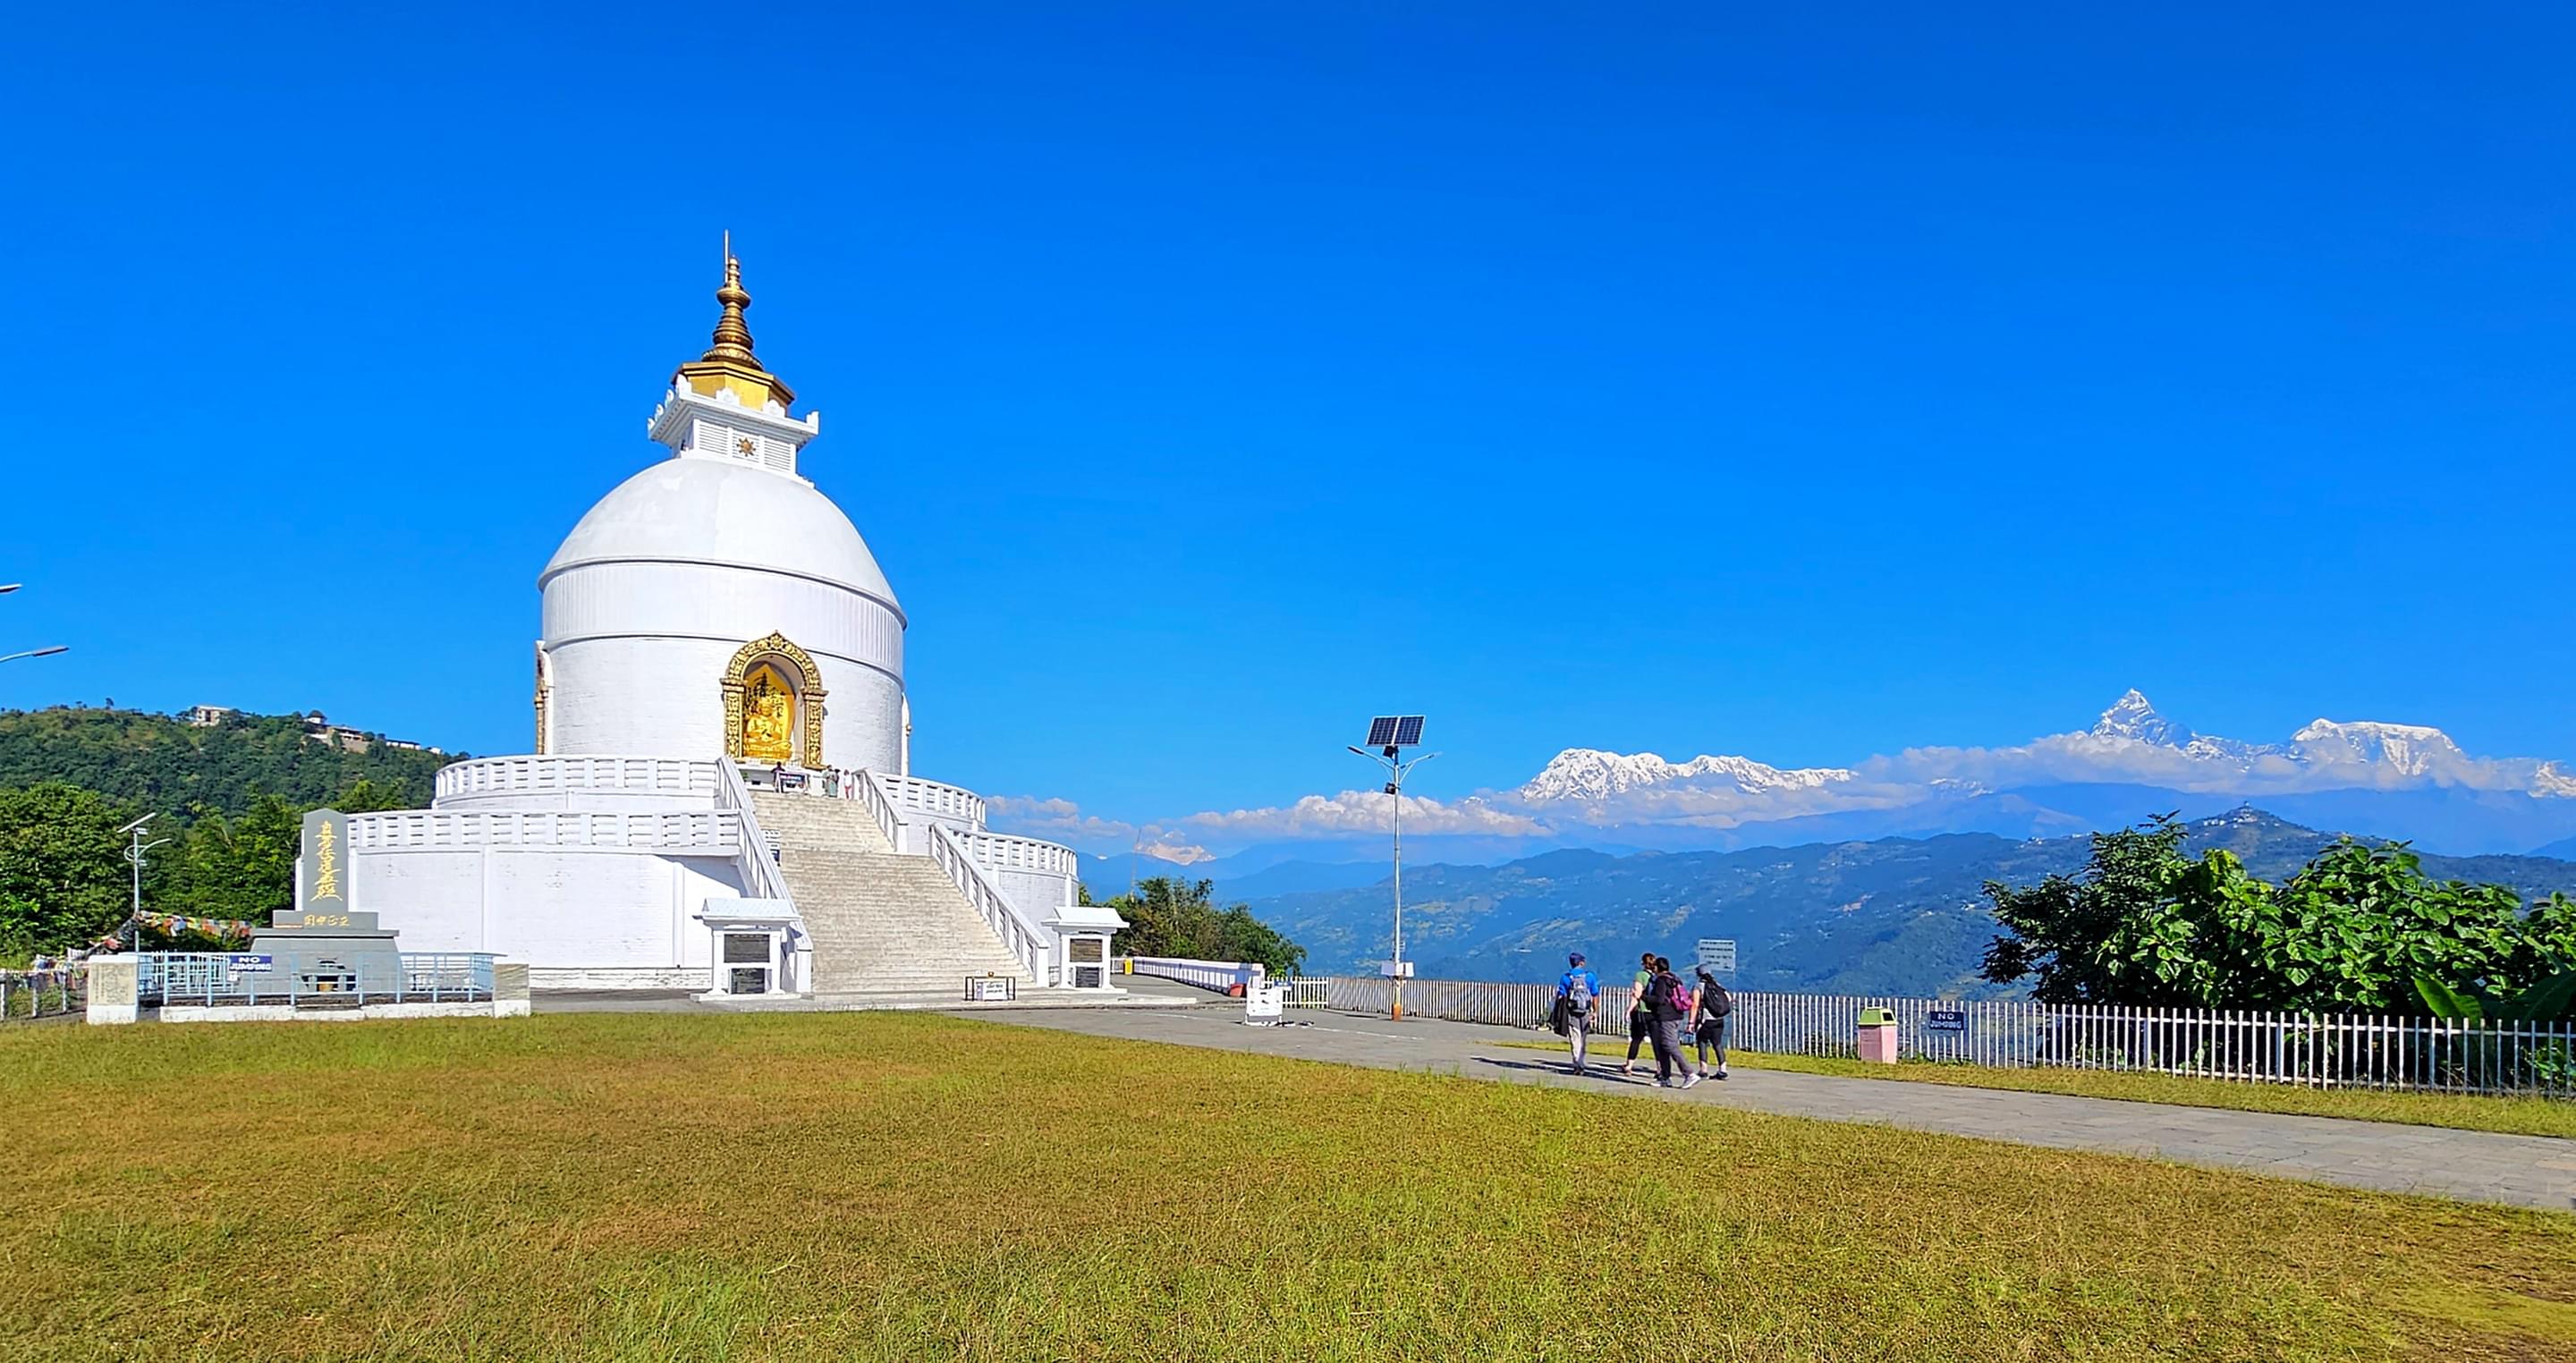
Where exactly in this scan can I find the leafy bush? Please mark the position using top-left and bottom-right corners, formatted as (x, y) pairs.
(1982, 814), (2576, 1012)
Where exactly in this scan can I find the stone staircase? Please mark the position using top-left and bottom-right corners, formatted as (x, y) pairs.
(746, 791), (1034, 998)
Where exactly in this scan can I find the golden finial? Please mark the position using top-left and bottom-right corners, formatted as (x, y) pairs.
(675, 234), (794, 407)
(703, 234), (758, 365)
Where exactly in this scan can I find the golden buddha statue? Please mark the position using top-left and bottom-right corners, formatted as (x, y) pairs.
(742, 669), (794, 762)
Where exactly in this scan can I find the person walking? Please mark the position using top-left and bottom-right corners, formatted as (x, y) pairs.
(1619, 952), (1657, 1075)
(1555, 952), (1602, 1074)
(1647, 956), (1700, 1088)
(1692, 967), (1733, 1079)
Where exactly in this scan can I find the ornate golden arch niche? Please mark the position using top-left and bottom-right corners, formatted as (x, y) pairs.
(721, 632), (826, 768)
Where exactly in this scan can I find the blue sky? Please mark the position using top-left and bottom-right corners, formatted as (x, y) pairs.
(4, 3), (2570, 832)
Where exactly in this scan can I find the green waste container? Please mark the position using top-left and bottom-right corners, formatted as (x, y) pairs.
(1857, 1007), (1896, 1027)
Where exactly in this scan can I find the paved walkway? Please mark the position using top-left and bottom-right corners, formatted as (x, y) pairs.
(976, 1001), (2576, 1213)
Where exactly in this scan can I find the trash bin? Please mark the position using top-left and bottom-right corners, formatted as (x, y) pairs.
(1857, 1006), (1900, 1064)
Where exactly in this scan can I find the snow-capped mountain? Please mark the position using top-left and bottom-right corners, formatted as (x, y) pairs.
(1483, 690), (2576, 855)
(1517, 748), (1854, 802)
(2090, 689), (2191, 746)
(2088, 689), (2284, 765)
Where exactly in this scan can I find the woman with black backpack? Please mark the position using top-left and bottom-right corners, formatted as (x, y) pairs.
(1692, 967), (1732, 1079)
(1645, 956), (1700, 1089)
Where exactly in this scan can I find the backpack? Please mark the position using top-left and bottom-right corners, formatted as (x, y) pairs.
(1700, 981), (1733, 1020)
(1563, 973), (1594, 1017)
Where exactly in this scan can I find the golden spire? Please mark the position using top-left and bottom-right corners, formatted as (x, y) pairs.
(674, 234), (794, 409)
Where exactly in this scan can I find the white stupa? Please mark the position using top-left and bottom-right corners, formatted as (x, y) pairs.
(344, 252), (1122, 999)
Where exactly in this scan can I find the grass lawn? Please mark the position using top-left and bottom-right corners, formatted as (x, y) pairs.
(1502, 1037), (2576, 1139)
(4, 1012), (2574, 1362)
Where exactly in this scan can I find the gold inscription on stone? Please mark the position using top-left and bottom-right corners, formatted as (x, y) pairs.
(311, 819), (343, 904)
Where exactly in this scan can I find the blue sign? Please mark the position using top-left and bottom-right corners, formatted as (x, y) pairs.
(1926, 1009), (1966, 1032)
(225, 953), (275, 974)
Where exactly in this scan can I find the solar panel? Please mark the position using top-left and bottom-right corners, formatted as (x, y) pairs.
(1393, 715), (1425, 747)
(1366, 716), (1401, 747)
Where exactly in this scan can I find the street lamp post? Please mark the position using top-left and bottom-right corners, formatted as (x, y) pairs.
(0, 646), (67, 664)
(119, 815), (166, 944)
(1348, 716), (1435, 1021)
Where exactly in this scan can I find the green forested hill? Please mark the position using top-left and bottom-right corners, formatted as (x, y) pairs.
(0, 707), (465, 955)
(0, 707), (456, 817)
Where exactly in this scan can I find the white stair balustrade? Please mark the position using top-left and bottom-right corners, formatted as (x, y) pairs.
(748, 786), (1036, 996)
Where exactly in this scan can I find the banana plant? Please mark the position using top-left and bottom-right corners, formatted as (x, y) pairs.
(2414, 970), (2576, 1022)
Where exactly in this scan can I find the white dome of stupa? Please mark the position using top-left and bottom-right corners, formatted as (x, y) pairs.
(531, 255), (909, 774)
(543, 457), (899, 608)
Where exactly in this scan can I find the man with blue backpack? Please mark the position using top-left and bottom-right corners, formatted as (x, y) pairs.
(1555, 952), (1602, 1074)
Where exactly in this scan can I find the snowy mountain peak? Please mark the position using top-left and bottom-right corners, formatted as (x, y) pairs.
(1518, 748), (1856, 802)
(2092, 690), (2192, 746)
(2292, 718), (2466, 775)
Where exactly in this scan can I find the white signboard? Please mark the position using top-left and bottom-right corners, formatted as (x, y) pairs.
(1378, 960), (1415, 978)
(1696, 939), (1738, 974)
(1245, 986), (1286, 1020)
(965, 976), (1015, 1002)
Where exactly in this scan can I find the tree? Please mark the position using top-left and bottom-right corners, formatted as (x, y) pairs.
(0, 782), (139, 953)
(160, 793), (303, 926)
(1110, 876), (1308, 978)
(1982, 814), (2576, 1012)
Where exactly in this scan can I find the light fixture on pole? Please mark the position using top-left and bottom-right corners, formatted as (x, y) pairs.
(1347, 715), (1432, 1021)
(0, 646), (67, 664)
(118, 814), (166, 944)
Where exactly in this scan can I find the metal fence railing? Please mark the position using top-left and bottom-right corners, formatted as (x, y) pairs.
(139, 952), (497, 1009)
(1318, 975), (2576, 1097)
(1, 968), (85, 1020)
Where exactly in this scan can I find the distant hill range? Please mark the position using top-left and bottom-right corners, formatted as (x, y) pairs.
(1231, 808), (2576, 999)
(0, 706), (456, 817)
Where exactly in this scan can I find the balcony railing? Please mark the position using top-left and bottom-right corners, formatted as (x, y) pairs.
(348, 808), (741, 853)
(435, 755), (717, 804)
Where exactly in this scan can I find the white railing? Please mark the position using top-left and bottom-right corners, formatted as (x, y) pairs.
(1123, 956), (1266, 995)
(949, 828), (1080, 879)
(711, 761), (792, 904)
(1283, 977), (1328, 1007)
(876, 774), (986, 829)
(925, 823), (1051, 982)
(435, 754), (716, 803)
(1313, 976), (2576, 1097)
(852, 766), (906, 850)
(347, 808), (741, 853)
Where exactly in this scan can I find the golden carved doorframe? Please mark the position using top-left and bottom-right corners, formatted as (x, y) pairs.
(721, 632), (827, 767)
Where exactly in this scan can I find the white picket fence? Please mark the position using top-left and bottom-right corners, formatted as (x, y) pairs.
(1320, 975), (2576, 1097)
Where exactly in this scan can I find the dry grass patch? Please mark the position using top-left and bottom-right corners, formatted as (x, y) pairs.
(0, 1011), (2571, 1362)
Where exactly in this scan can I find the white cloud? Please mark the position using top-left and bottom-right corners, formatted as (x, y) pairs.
(1168, 790), (1550, 842)
(983, 794), (1139, 844)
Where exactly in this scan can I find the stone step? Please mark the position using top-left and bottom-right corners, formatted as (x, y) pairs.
(741, 789), (1036, 993)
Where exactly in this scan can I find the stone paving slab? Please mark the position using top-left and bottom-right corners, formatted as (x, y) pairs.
(970, 1002), (2576, 1213)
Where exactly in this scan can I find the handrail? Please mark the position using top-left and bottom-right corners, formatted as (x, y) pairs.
(712, 761), (792, 904)
(875, 773), (987, 828)
(854, 768), (907, 851)
(925, 822), (1052, 983)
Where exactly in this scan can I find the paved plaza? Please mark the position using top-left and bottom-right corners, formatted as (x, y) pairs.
(978, 995), (2576, 1213)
